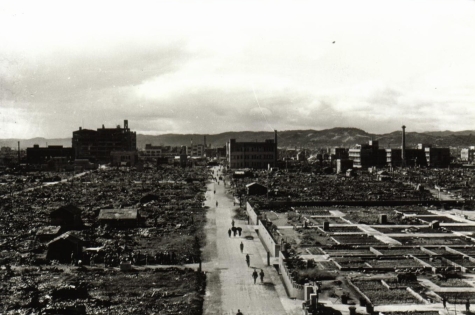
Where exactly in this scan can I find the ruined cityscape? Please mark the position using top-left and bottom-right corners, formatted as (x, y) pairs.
(3, 1), (475, 314)
(2, 120), (475, 315)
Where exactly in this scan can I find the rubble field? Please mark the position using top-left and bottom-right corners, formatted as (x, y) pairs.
(0, 164), (211, 314)
(1, 266), (205, 315)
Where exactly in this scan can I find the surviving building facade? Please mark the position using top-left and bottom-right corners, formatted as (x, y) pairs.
(226, 131), (278, 169)
(72, 120), (136, 163)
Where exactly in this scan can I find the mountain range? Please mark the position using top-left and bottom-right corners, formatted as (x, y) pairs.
(2, 128), (475, 150)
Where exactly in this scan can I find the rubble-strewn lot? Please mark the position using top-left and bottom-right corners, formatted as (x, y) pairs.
(1, 266), (205, 315)
(0, 165), (210, 314)
(229, 167), (434, 203)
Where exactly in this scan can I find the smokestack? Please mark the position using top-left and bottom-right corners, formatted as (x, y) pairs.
(124, 120), (128, 129)
(18, 141), (20, 164)
(402, 125), (406, 167)
(274, 130), (278, 167)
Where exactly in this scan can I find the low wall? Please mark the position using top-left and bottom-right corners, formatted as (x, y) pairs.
(246, 202), (261, 225)
(251, 200), (462, 209)
(278, 251), (304, 300)
(257, 220), (281, 257)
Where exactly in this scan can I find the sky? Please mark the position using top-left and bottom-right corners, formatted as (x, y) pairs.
(1, 0), (475, 139)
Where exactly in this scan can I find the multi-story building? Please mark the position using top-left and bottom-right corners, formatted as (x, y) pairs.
(72, 128), (96, 160)
(425, 147), (451, 168)
(0, 147), (21, 166)
(110, 151), (139, 167)
(331, 148), (349, 160)
(26, 145), (74, 165)
(72, 120), (136, 163)
(461, 147), (475, 163)
(143, 144), (162, 157)
(226, 131), (278, 169)
(348, 141), (386, 168)
(205, 146), (226, 159)
(188, 144), (205, 157)
(386, 147), (427, 167)
(336, 159), (353, 174)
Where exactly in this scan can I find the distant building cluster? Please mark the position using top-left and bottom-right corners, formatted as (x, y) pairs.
(346, 140), (450, 169)
(14, 122), (475, 172)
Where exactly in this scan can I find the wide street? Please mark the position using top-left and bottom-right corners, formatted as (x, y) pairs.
(201, 167), (300, 315)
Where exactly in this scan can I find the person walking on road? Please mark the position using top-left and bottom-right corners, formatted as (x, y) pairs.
(216, 201), (218, 207)
(240, 241), (244, 253)
(259, 269), (265, 283)
(246, 254), (250, 267)
(228, 228), (231, 237)
(252, 269), (258, 284)
(467, 299), (470, 312)
(232, 219), (235, 227)
(236, 310), (243, 315)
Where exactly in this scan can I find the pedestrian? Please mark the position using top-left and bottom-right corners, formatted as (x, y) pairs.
(237, 227), (242, 236)
(240, 242), (244, 253)
(233, 227), (237, 237)
(252, 269), (258, 284)
(216, 201), (218, 207)
(246, 254), (250, 267)
(259, 269), (264, 283)
(467, 299), (471, 312)
(232, 219), (235, 227)
(214, 190), (216, 194)
(228, 228), (232, 237)
(236, 310), (243, 315)
(442, 296), (447, 308)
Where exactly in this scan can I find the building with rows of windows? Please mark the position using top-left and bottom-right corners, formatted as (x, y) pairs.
(226, 131), (278, 169)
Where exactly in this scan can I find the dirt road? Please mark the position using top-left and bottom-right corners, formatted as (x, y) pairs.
(202, 167), (289, 315)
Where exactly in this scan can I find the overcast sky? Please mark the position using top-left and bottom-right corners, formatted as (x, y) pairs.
(1, 0), (475, 139)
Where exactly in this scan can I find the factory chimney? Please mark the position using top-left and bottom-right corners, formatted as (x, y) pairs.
(17, 141), (20, 164)
(124, 120), (128, 130)
(401, 125), (406, 167)
(274, 130), (278, 167)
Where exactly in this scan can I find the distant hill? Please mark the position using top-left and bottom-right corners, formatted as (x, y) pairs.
(136, 128), (475, 149)
(3, 128), (475, 150)
(0, 138), (71, 150)
(423, 130), (475, 137)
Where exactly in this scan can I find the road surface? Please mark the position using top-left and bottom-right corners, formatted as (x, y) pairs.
(202, 167), (294, 315)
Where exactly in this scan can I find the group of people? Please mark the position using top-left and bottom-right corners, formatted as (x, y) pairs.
(239, 236), (265, 284)
(228, 226), (242, 237)
(252, 269), (265, 284)
(228, 219), (243, 237)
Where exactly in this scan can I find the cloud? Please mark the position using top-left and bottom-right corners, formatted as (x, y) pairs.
(1, 0), (475, 138)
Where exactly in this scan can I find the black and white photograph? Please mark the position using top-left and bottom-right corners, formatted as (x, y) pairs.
(1, 1), (475, 314)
